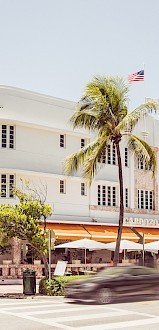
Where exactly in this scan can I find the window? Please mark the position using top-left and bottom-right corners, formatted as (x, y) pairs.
(1, 174), (6, 197)
(125, 188), (128, 208)
(112, 187), (116, 206)
(0, 174), (15, 198)
(81, 139), (85, 148)
(112, 145), (116, 165)
(107, 145), (111, 164)
(2, 125), (7, 148)
(125, 148), (128, 167)
(81, 182), (86, 196)
(98, 144), (117, 166)
(102, 149), (107, 164)
(60, 134), (65, 148)
(138, 189), (153, 210)
(9, 175), (14, 198)
(60, 180), (65, 193)
(1, 125), (15, 149)
(138, 158), (151, 171)
(107, 186), (111, 206)
(9, 126), (14, 149)
(102, 185), (106, 205)
(98, 185), (101, 205)
(98, 185), (116, 207)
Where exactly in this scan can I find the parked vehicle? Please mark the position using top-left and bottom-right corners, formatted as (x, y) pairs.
(65, 266), (159, 304)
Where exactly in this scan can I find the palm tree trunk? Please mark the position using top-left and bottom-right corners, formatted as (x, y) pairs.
(113, 142), (124, 266)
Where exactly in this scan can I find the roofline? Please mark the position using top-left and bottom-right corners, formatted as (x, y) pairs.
(0, 85), (76, 109)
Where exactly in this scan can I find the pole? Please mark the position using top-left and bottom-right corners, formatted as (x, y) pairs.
(124, 249), (126, 261)
(143, 63), (146, 102)
(84, 248), (86, 271)
(142, 234), (145, 266)
(49, 230), (51, 281)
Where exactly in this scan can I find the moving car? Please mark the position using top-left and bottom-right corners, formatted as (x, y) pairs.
(65, 266), (159, 304)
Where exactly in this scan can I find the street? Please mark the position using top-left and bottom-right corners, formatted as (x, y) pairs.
(0, 297), (159, 329)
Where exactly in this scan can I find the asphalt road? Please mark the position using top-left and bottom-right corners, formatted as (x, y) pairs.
(0, 296), (159, 330)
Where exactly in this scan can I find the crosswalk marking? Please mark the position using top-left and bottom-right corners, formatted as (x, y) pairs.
(20, 310), (135, 322)
(78, 317), (159, 330)
(0, 298), (159, 329)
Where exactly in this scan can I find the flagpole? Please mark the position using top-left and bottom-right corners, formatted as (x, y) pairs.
(143, 63), (147, 138)
(143, 63), (146, 102)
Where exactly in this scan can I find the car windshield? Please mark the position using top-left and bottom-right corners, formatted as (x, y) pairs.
(95, 267), (127, 277)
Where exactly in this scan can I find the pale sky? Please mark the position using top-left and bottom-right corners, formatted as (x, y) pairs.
(0, 0), (159, 110)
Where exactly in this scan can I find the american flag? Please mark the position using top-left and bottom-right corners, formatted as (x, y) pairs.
(128, 70), (144, 83)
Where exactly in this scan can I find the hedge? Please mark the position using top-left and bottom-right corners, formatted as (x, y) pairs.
(39, 275), (89, 296)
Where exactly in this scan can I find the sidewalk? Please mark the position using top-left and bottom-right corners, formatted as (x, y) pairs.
(0, 284), (39, 298)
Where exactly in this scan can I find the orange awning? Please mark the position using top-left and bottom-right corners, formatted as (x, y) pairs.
(45, 223), (90, 240)
(137, 227), (159, 242)
(43, 222), (159, 243)
(83, 225), (138, 242)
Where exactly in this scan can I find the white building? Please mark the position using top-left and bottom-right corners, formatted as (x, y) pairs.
(0, 85), (159, 247)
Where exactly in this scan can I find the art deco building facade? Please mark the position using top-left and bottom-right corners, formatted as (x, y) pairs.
(0, 85), (159, 258)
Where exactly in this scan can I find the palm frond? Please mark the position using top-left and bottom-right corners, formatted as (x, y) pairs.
(117, 101), (158, 132)
(64, 134), (110, 181)
(127, 135), (156, 174)
(71, 76), (129, 132)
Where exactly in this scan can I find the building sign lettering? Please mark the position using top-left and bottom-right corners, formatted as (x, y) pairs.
(124, 217), (159, 228)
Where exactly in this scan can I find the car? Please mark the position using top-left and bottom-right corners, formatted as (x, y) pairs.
(65, 266), (159, 304)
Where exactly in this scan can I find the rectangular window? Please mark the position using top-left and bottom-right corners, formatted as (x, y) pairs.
(141, 190), (144, 209)
(1, 174), (6, 197)
(112, 145), (116, 165)
(138, 189), (153, 210)
(102, 149), (106, 164)
(81, 138), (85, 148)
(60, 180), (65, 193)
(2, 125), (7, 148)
(60, 134), (65, 148)
(107, 145), (111, 164)
(1, 125), (15, 149)
(102, 186), (106, 205)
(149, 191), (153, 210)
(138, 159), (151, 171)
(0, 174), (15, 198)
(98, 185), (101, 205)
(9, 126), (14, 149)
(125, 188), (128, 208)
(9, 175), (14, 198)
(145, 190), (148, 209)
(81, 182), (86, 196)
(125, 148), (128, 167)
(98, 185), (116, 207)
(112, 187), (116, 206)
(107, 186), (111, 206)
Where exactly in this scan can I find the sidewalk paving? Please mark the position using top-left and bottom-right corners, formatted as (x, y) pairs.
(0, 284), (39, 298)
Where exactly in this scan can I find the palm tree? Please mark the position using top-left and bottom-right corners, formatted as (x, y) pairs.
(65, 76), (157, 265)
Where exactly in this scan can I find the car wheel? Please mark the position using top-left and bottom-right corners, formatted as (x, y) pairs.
(95, 288), (112, 304)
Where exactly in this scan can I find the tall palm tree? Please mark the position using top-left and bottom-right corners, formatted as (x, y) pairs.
(65, 76), (157, 265)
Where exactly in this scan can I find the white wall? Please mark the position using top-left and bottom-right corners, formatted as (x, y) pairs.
(0, 86), (158, 225)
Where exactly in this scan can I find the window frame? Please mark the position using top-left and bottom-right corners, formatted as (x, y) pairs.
(60, 134), (65, 148)
(1, 124), (15, 149)
(60, 180), (66, 194)
(81, 182), (87, 196)
(138, 189), (153, 210)
(98, 185), (117, 207)
(0, 174), (15, 198)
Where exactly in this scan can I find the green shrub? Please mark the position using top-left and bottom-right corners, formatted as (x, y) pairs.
(39, 275), (89, 296)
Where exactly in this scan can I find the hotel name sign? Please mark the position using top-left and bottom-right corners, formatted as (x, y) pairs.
(124, 217), (159, 228)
